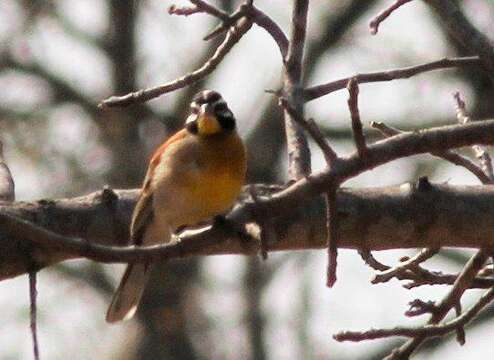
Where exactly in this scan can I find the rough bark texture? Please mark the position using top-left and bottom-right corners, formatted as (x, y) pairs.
(2, 183), (494, 281)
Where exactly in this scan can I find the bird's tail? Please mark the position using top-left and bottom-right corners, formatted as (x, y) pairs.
(106, 262), (151, 323)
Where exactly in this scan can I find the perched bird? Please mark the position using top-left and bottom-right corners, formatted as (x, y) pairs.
(106, 90), (246, 323)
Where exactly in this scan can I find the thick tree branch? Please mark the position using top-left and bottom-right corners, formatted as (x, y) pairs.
(2, 180), (494, 281)
(283, 0), (311, 180)
(2, 119), (494, 280)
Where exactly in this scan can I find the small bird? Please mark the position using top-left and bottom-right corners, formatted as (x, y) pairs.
(106, 90), (246, 323)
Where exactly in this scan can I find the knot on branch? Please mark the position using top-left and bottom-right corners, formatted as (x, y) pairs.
(415, 176), (433, 192)
(100, 186), (118, 209)
(405, 299), (436, 317)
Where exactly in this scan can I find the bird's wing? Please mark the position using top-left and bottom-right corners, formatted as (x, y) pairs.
(130, 129), (189, 245)
(130, 190), (154, 245)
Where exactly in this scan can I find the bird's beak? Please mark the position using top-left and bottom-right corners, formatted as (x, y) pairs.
(197, 103), (221, 134)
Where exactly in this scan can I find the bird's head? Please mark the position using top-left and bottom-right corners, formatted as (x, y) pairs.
(186, 90), (236, 136)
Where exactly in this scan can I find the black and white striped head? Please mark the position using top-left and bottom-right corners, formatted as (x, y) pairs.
(186, 90), (236, 136)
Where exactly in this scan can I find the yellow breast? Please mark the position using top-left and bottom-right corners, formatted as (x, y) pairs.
(182, 132), (246, 221)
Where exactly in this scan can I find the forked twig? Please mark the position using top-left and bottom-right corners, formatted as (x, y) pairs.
(372, 248), (439, 284)
(335, 286), (494, 342)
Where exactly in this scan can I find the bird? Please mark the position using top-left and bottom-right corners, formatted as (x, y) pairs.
(106, 90), (246, 323)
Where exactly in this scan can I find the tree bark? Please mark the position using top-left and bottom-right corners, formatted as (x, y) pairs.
(2, 183), (494, 281)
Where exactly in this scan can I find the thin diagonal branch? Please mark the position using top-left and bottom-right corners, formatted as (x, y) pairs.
(99, 17), (252, 107)
(250, 5), (289, 59)
(279, 99), (338, 166)
(305, 119), (338, 165)
(371, 121), (492, 184)
(304, 56), (482, 102)
(369, 0), (413, 35)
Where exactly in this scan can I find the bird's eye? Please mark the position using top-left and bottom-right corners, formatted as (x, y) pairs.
(214, 103), (227, 112)
(190, 106), (199, 114)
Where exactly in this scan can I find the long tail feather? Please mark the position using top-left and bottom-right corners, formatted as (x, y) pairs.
(106, 263), (151, 323)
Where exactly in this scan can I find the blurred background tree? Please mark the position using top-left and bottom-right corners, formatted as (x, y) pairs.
(0, 0), (493, 359)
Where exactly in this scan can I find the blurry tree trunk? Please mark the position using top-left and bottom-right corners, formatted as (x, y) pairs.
(103, 2), (201, 359)
(429, 0), (494, 119)
(244, 258), (267, 360)
(103, 0), (147, 187)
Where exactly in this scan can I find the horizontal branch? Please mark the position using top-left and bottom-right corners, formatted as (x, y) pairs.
(303, 56), (482, 102)
(2, 119), (494, 280)
(2, 180), (494, 280)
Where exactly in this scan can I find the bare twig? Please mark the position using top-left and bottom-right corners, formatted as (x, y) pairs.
(454, 92), (494, 182)
(99, 18), (252, 107)
(371, 121), (492, 184)
(358, 246), (493, 290)
(454, 302), (466, 345)
(304, 56), (482, 102)
(29, 271), (40, 360)
(326, 189), (338, 287)
(279, 99), (338, 166)
(203, 5), (247, 41)
(250, 5), (288, 59)
(169, 0), (229, 21)
(347, 79), (367, 158)
(189, 0), (230, 20)
(372, 248), (439, 284)
(168, 4), (202, 17)
(369, 0), (413, 35)
(305, 119), (338, 165)
(358, 248), (390, 272)
(335, 285), (494, 342)
(387, 250), (489, 359)
(403, 270), (494, 289)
